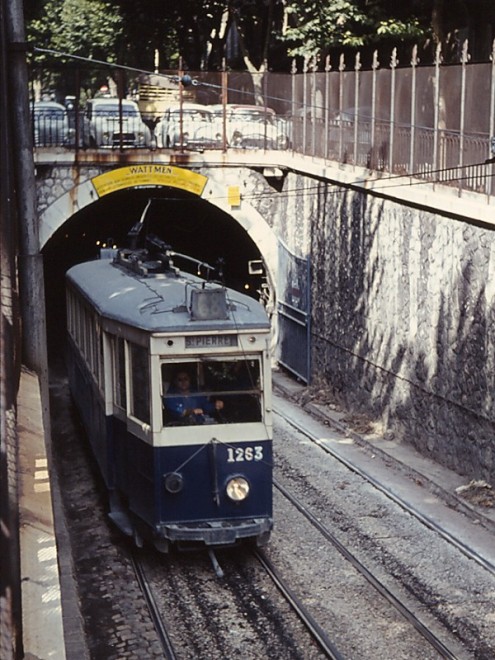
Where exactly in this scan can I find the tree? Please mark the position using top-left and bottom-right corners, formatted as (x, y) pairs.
(25, 0), (495, 84)
(281, 0), (495, 67)
(27, 0), (123, 63)
(282, 0), (429, 65)
(108, 0), (289, 72)
(26, 0), (124, 99)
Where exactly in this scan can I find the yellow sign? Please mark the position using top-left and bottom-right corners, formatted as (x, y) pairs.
(92, 165), (208, 197)
(227, 185), (241, 207)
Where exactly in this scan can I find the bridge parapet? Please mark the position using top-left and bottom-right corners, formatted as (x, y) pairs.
(31, 46), (495, 202)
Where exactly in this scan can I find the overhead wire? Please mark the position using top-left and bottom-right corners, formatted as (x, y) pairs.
(128, 160), (494, 206)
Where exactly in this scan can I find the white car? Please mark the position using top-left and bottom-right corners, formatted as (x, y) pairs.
(156, 103), (222, 150)
(84, 98), (151, 148)
(210, 104), (290, 150)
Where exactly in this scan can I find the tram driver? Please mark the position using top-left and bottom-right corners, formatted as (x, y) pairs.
(164, 369), (224, 425)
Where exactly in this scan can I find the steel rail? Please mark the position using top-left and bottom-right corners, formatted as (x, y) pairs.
(130, 552), (178, 660)
(254, 549), (345, 660)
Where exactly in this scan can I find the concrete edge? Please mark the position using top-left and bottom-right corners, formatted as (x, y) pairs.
(18, 367), (66, 659)
(18, 366), (90, 660)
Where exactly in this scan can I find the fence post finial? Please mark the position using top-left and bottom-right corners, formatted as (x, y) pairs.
(372, 50), (380, 70)
(390, 47), (398, 69)
(411, 44), (419, 67)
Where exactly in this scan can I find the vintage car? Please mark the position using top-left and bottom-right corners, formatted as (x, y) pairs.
(83, 98), (152, 148)
(210, 104), (290, 150)
(156, 103), (222, 150)
(32, 101), (74, 147)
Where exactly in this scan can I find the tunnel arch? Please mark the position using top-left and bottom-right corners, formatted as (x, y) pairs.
(39, 164), (280, 355)
(39, 164), (278, 299)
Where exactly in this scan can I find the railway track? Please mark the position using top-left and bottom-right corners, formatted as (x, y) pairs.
(131, 552), (178, 659)
(274, 401), (495, 577)
(272, 398), (495, 658)
(273, 478), (457, 659)
(50, 365), (495, 657)
(132, 473), (461, 660)
(131, 543), (345, 659)
(253, 549), (345, 659)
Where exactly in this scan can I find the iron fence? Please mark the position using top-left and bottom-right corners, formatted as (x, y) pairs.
(30, 39), (495, 200)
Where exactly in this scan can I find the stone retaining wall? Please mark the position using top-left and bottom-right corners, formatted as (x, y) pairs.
(279, 172), (495, 483)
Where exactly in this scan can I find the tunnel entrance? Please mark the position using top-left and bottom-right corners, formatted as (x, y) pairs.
(42, 187), (268, 359)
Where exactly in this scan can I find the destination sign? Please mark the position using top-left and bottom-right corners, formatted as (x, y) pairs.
(185, 335), (238, 349)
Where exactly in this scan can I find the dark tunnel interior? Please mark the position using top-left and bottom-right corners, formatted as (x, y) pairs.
(42, 187), (266, 359)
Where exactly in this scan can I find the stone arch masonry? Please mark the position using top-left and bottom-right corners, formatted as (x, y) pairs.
(35, 161), (495, 484)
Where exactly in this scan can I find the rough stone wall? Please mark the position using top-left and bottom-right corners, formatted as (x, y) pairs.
(302, 175), (495, 483)
(35, 164), (102, 215)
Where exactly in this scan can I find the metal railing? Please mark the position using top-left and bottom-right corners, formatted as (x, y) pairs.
(30, 39), (495, 201)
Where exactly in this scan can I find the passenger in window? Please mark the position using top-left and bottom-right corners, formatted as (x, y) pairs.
(227, 361), (254, 390)
(222, 362), (261, 423)
(164, 370), (224, 424)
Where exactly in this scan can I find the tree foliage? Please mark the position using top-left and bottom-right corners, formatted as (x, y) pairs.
(282, 0), (430, 60)
(25, 0), (495, 77)
(27, 0), (123, 64)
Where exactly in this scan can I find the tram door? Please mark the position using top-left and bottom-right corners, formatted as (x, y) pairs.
(277, 242), (311, 383)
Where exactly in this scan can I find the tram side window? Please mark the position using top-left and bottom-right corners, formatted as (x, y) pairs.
(129, 343), (150, 424)
(66, 290), (74, 338)
(98, 331), (104, 390)
(113, 336), (126, 410)
(77, 303), (85, 356)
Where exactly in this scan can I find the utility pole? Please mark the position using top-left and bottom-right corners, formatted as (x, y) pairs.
(2, 2), (51, 655)
(5, 0), (49, 383)
(1, 0), (23, 657)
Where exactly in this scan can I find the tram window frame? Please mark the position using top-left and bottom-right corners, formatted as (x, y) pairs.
(129, 342), (150, 425)
(66, 290), (74, 339)
(97, 327), (105, 392)
(82, 304), (89, 363)
(76, 300), (84, 355)
(161, 357), (263, 426)
(91, 317), (98, 377)
(112, 336), (127, 412)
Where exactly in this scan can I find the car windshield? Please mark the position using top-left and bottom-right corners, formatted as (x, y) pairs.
(94, 104), (139, 117)
(172, 110), (210, 121)
(233, 110), (274, 123)
(35, 108), (65, 119)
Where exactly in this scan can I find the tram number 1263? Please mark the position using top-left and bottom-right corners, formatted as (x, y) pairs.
(227, 446), (264, 463)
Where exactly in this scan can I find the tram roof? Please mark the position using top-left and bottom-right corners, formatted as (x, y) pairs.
(66, 258), (271, 333)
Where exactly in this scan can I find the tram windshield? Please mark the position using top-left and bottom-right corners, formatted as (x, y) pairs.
(161, 358), (262, 426)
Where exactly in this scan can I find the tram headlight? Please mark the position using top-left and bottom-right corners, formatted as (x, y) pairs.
(226, 477), (250, 502)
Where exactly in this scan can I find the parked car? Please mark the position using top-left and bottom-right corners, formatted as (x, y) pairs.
(326, 106), (392, 162)
(155, 103), (222, 150)
(211, 104), (290, 150)
(32, 101), (73, 147)
(83, 98), (152, 148)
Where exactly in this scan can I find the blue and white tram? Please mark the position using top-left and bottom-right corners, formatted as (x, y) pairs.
(65, 236), (273, 552)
